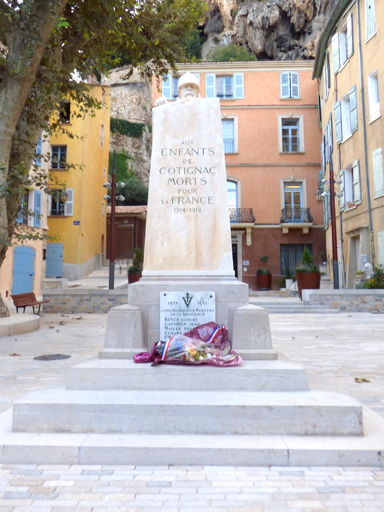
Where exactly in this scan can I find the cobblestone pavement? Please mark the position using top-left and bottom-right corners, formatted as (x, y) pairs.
(0, 311), (384, 511)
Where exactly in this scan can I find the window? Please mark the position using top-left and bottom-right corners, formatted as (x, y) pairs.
(280, 244), (313, 275)
(206, 73), (244, 100)
(332, 14), (353, 74)
(49, 189), (74, 216)
(162, 74), (200, 100)
(334, 85), (358, 143)
(323, 53), (331, 99)
(51, 145), (67, 169)
(280, 72), (299, 99)
(222, 119), (235, 153)
(100, 123), (105, 147)
(279, 117), (303, 153)
(283, 182), (303, 221)
(339, 160), (361, 211)
(365, 0), (376, 40)
(227, 180), (238, 209)
(103, 167), (106, 178)
(102, 202), (105, 217)
(373, 147), (384, 197)
(368, 70), (380, 122)
(58, 101), (70, 123)
(35, 134), (42, 167)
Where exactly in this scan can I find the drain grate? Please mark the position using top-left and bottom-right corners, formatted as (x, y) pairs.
(33, 354), (71, 361)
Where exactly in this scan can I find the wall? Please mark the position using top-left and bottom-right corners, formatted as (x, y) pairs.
(42, 289), (127, 314)
(304, 289), (384, 312)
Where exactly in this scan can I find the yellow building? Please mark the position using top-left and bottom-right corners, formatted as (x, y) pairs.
(47, 82), (110, 280)
(0, 136), (50, 304)
(313, 0), (384, 288)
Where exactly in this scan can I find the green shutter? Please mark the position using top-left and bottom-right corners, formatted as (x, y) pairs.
(334, 101), (343, 144)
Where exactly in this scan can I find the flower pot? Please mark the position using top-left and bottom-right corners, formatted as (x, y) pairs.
(295, 272), (321, 299)
(128, 272), (142, 284)
(285, 278), (294, 290)
(257, 273), (272, 290)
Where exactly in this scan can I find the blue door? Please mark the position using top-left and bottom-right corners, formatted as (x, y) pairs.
(46, 243), (63, 277)
(12, 247), (35, 294)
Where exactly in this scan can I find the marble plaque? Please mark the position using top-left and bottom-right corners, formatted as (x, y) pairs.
(160, 291), (215, 340)
(143, 97), (234, 276)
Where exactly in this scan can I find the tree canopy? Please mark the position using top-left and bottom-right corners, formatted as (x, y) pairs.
(0, 0), (205, 265)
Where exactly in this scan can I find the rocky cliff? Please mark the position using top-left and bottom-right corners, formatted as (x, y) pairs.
(202, 0), (336, 61)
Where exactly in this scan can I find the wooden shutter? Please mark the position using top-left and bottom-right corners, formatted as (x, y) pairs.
(162, 74), (171, 100)
(34, 190), (41, 228)
(350, 84), (358, 133)
(323, 64), (328, 99)
(339, 170), (345, 211)
(347, 13), (354, 58)
(234, 73), (244, 99)
(352, 159), (362, 205)
(325, 124), (329, 163)
(321, 141), (325, 172)
(334, 101), (343, 144)
(206, 73), (215, 98)
(373, 147), (384, 196)
(16, 198), (24, 223)
(281, 72), (290, 98)
(319, 170), (324, 192)
(64, 188), (74, 216)
(332, 33), (340, 74)
(291, 72), (299, 98)
(366, 0), (375, 39)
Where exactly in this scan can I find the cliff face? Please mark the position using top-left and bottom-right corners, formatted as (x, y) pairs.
(202, 0), (336, 60)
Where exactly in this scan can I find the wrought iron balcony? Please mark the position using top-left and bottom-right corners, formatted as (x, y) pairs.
(280, 207), (313, 224)
(229, 208), (255, 224)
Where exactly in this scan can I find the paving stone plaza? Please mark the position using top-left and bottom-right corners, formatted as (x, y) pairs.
(1, 307), (384, 511)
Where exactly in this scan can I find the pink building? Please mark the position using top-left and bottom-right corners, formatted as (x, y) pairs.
(153, 61), (325, 290)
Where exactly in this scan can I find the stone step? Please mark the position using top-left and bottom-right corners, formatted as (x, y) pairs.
(66, 359), (310, 392)
(248, 302), (339, 314)
(1, 407), (384, 466)
(13, 388), (362, 436)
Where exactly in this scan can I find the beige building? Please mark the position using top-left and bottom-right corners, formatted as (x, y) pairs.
(313, 0), (384, 287)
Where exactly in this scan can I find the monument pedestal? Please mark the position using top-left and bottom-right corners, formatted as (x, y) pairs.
(99, 276), (277, 360)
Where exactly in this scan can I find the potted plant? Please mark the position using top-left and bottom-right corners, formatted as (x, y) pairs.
(354, 270), (365, 280)
(295, 246), (321, 299)
(128, 247), (144, 284)
(257, 255), (272, 290)
(284, 268), (294, 290)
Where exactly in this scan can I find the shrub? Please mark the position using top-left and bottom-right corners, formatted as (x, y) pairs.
(302, 246), (313, 266)
(363, 267), (384, 289)
(209, 44), (256, 62)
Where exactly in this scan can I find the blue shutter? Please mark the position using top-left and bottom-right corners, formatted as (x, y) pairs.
(350, 84), (358, 133)
(347, 13), (354, 58)
(321, 141), (325, 172)
(319, 170), (324, 193)
(353, 159), (361, 205)
(35, 135), (42, 166)
(334, 101), (343, 144)
(234, 73), (244, 99)
(291, 72), (299, 98)
(325, 124), (329, 162)
(280, 72), (290, 98)
(332, 33), (340, 74)
(339, 170), (345, 212)
(206, 74), (215, 98)
(16, 197), (24, 223)
(162, 74), (171, 100)
(328, 113), (333, 154)
(34, 190), (41, 228)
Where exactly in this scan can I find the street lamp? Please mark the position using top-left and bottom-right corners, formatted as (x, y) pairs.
(103, 154), (126, 289)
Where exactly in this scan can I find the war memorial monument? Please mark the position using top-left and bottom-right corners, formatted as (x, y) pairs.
(3, 73), (384, 466)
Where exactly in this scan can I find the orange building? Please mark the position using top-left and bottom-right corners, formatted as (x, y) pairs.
(153, 61), (325, 290)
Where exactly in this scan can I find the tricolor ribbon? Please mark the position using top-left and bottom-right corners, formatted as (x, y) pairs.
(207, 324), (226, 344)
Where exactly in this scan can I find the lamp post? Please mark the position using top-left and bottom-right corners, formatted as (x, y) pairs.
(103, 150), (125, 290)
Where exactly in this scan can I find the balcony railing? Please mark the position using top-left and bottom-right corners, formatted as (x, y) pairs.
(280, 207), (313, 224)
(229, 208), (255, 224)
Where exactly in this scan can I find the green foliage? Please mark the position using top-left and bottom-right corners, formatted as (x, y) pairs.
(108, 151), (148, 205)
(295, 263), (320, 274)
(133, 247), (144, 270)
(257, 255), (270, 275)
(302, 246), (313, 266)
(363, 267), (384, 289)
(110, 118), (150, 139)
(181, 26), (206, 60)
(209, 44), (256, 62)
